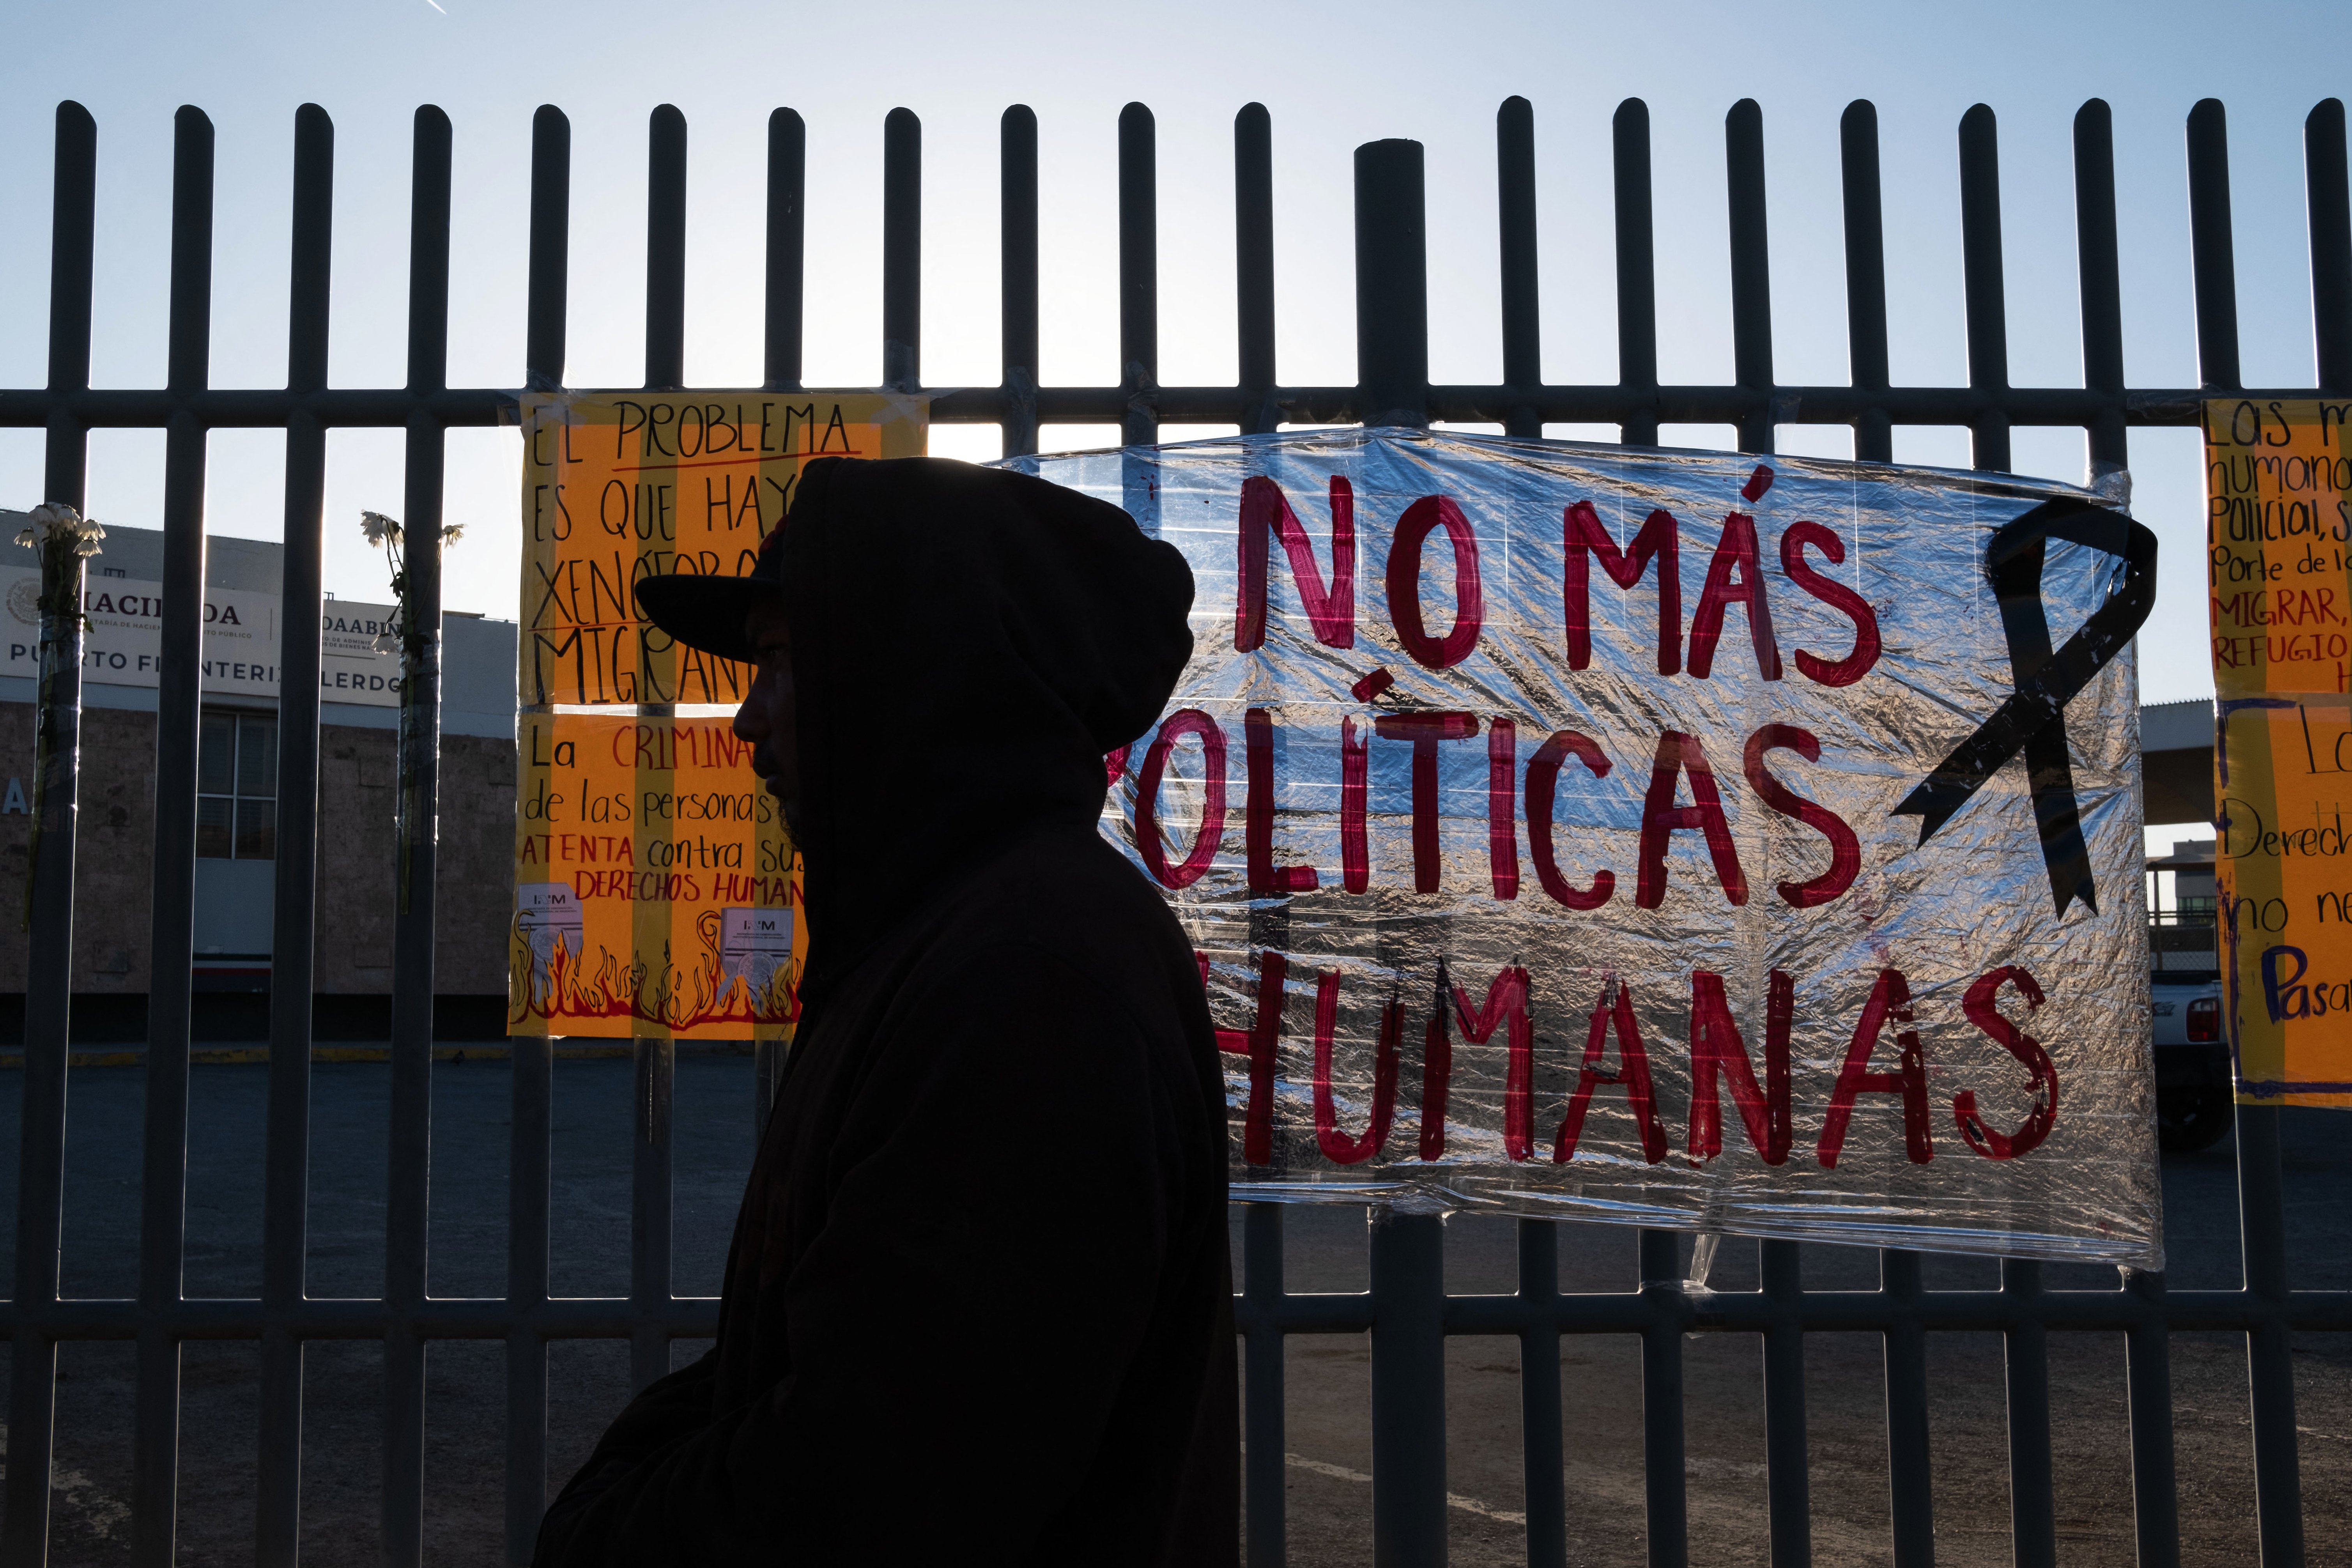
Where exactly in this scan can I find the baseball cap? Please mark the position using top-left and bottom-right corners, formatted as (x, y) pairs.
(631, 509), (790, 669)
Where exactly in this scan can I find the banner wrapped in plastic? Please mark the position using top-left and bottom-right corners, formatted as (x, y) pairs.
(1023, 429), (2163, 1267)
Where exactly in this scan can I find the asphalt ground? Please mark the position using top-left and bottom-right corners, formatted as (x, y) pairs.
(0, 1057), (2342, 1566)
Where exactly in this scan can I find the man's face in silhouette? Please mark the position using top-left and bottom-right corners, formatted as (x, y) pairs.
(733, 598), (800, 837)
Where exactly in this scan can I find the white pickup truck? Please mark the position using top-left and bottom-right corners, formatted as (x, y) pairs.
(2152, 974), (2230, 1152)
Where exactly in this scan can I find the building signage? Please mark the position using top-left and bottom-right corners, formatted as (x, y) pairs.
(0, 566), (403, 706)
(1032, 428), (2163, 1265)
(2205, 396), (2352, 1107)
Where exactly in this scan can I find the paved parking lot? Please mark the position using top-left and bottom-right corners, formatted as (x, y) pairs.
(0, 1055), (2343, 1565)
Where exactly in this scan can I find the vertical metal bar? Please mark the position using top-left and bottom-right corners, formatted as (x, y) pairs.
(2309, 98), (2352, 394)
(1369, 1209), (1445, 1568)
(526, 105), (570, 391)
(2186, 103), (2300, 1555)
(765, 107), (805, 394)
(508, 102), (570, 1567)
(1518, 1219), (1565, 1568)
(2237, 1105), (2307, 1567)
(4, 96), (96, 1568)
(1354, 138), (1429, 431)
(1725, 99), (1775, 456)
(1840, 100), (1893, 464)
(631, 1037), (676, 1392)
(1235, 104), (1276, 437)
(882, 108), (920, 393)
(1759, 1238), (1811, 1568)
(2000, 1258), (2056, 1568)
(645, 104), (686, 391)
(1637, 1229), (1688, 1568)
(752, 86), (789, 1129)
(130, 102), (216, 1568)
(39, 102), (97, 501)
(754, 1033), (783, 1143)
(505, 1035), (553, 1566)
(256, 98), (334, 1568)
(1613, 100), (1658, 446)
(1119, 102), (1159, 448)
(1242, 1202), (1286, 1568)
(2187, 99), (2242, 392)
(1001, 105), (1039, 458)
(1497, 96), (1541, 440)
(2073, 100), (2129, 478)
(1958, 103), (2013, 474)
(1881, 1249), (1936, 1568)
(382, 103), (453, 1568)
(2123, 1268), (2184, 1568)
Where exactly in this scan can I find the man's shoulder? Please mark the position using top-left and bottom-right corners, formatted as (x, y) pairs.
(928, 824), (1183, 957)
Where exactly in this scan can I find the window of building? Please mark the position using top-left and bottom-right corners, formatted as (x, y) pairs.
(197, 711), (276, 860)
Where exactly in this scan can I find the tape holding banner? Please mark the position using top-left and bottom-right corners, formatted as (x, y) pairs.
(2205, 396), (2352, 1107)
(1028, 428), (2163, 1267)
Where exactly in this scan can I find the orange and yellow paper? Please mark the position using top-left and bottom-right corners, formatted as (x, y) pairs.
(510, 391), (926, 1037)
(2205, 396), (2352, 1104)
(518, 391), (927, 707)
(510, 712), (798, 1039)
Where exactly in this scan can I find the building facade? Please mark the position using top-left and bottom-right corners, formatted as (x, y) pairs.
(0, 513), (516, 1038)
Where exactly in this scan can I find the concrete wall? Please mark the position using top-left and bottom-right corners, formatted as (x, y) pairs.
(0, 704), (514, 995)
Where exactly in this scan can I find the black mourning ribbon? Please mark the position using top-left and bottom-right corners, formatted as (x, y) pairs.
(1892, 498), (2159, 917)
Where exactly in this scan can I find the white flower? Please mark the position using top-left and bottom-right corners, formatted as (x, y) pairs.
(361, 510), (402, 547)
(18, 503), (101, 556)
(441, 524), (465, 545)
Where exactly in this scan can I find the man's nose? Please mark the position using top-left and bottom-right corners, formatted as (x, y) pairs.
(733, 690), (764, 742)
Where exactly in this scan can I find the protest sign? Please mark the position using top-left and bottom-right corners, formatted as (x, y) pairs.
(0, 567), (401, 704)
(1030, 429), (2162, 1265)
(508, 710), (798, 1039)
(509, 389), (922, 1038)
(2205, 396), (2352, 1107)
(517, 391), (927, 707)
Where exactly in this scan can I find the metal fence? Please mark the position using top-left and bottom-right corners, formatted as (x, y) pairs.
(0, 87), (2347, 1568)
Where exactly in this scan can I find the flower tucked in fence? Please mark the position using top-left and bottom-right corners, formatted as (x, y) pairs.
(361, 510), (462, 913)
(17, 503), (103, 929)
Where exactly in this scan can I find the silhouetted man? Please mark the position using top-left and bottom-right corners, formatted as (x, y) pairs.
(533, 457), (1237, 1566)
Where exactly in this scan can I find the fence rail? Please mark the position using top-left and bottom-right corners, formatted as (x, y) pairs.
(1, 87), (2347, 1568)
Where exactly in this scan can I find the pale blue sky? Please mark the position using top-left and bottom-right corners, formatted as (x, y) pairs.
(2, 0), (2347, 708)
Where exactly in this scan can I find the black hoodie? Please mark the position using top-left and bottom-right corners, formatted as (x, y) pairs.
(534, 458), (1238, 1566)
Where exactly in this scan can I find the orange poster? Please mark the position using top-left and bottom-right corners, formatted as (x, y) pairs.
(2205, 396), (2352, 1104)
(510, 389), (923, 1039)
(517, 390), (927, 706)
(509, 711), (798, 1039)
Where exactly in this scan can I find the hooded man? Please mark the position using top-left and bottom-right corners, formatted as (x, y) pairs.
(532, 457), (1238, 1565)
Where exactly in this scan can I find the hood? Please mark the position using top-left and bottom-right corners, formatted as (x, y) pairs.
(777, 456), (1195, 1009)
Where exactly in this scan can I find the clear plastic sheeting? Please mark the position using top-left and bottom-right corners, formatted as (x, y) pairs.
(1014, 429), (2162, 1268)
